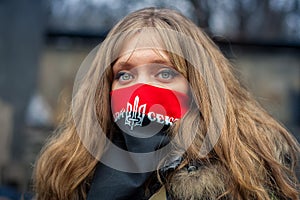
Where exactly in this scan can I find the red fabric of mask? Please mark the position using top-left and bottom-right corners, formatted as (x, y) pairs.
(110, 84), (189, 127)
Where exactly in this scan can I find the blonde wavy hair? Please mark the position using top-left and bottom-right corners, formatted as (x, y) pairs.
(33, 7), (299, 199)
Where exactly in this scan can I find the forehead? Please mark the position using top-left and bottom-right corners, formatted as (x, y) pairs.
(115, 31), (171, 65)
(110, 28), (187, 76)
(119, 30), (164, 55)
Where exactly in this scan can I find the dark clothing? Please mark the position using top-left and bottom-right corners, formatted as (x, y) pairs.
(87, 120), (170, 200)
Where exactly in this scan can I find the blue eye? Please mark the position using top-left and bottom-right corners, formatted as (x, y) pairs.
(157, 69), (178, 80)
(160, 71), (171, 79)
(115, 71), (133, 81)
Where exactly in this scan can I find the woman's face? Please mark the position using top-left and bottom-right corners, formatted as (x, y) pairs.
(112, 37), (189, 95)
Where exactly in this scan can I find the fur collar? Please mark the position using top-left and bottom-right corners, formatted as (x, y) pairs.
(162, 134), (292, 200)
(165, 161), (229, 200)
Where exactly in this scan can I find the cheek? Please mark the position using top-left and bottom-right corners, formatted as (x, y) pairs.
(182, 83), (190, 96)
(111, 81), (119, 90)
(174, 79), (190, 95)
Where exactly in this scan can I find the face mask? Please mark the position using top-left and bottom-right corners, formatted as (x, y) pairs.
(87, 84), (190, 200)
(110, 83), (190, 133)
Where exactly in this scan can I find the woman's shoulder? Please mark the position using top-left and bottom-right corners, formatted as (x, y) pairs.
(164, 160), (229, 200)
(154, 156), (286, 200)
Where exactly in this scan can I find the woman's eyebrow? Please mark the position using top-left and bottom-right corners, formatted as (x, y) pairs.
(117, 59), (171, 67)
(113, 57), (173, 72)
(150, 59), (172, 65)
(115, 61), (134, 69)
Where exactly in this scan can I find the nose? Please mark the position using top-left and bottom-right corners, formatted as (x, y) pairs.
(135, 72), (152, 85)
(133, 66), (154, 85)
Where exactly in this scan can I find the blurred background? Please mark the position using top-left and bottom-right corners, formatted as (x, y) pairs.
(0, 0), (299, 198)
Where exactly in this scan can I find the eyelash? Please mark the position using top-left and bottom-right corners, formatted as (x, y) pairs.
(156, 69), (178, 79)
(114, 68), (179, 81)
(114, 71), (132, 80)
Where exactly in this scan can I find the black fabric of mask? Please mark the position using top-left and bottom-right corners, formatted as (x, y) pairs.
(87, 117), (171, 200)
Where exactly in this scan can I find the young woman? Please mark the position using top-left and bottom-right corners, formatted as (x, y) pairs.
(33, 7), (299, 200)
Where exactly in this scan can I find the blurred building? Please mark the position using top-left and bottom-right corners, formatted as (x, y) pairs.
(0, 0), (299, 195)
